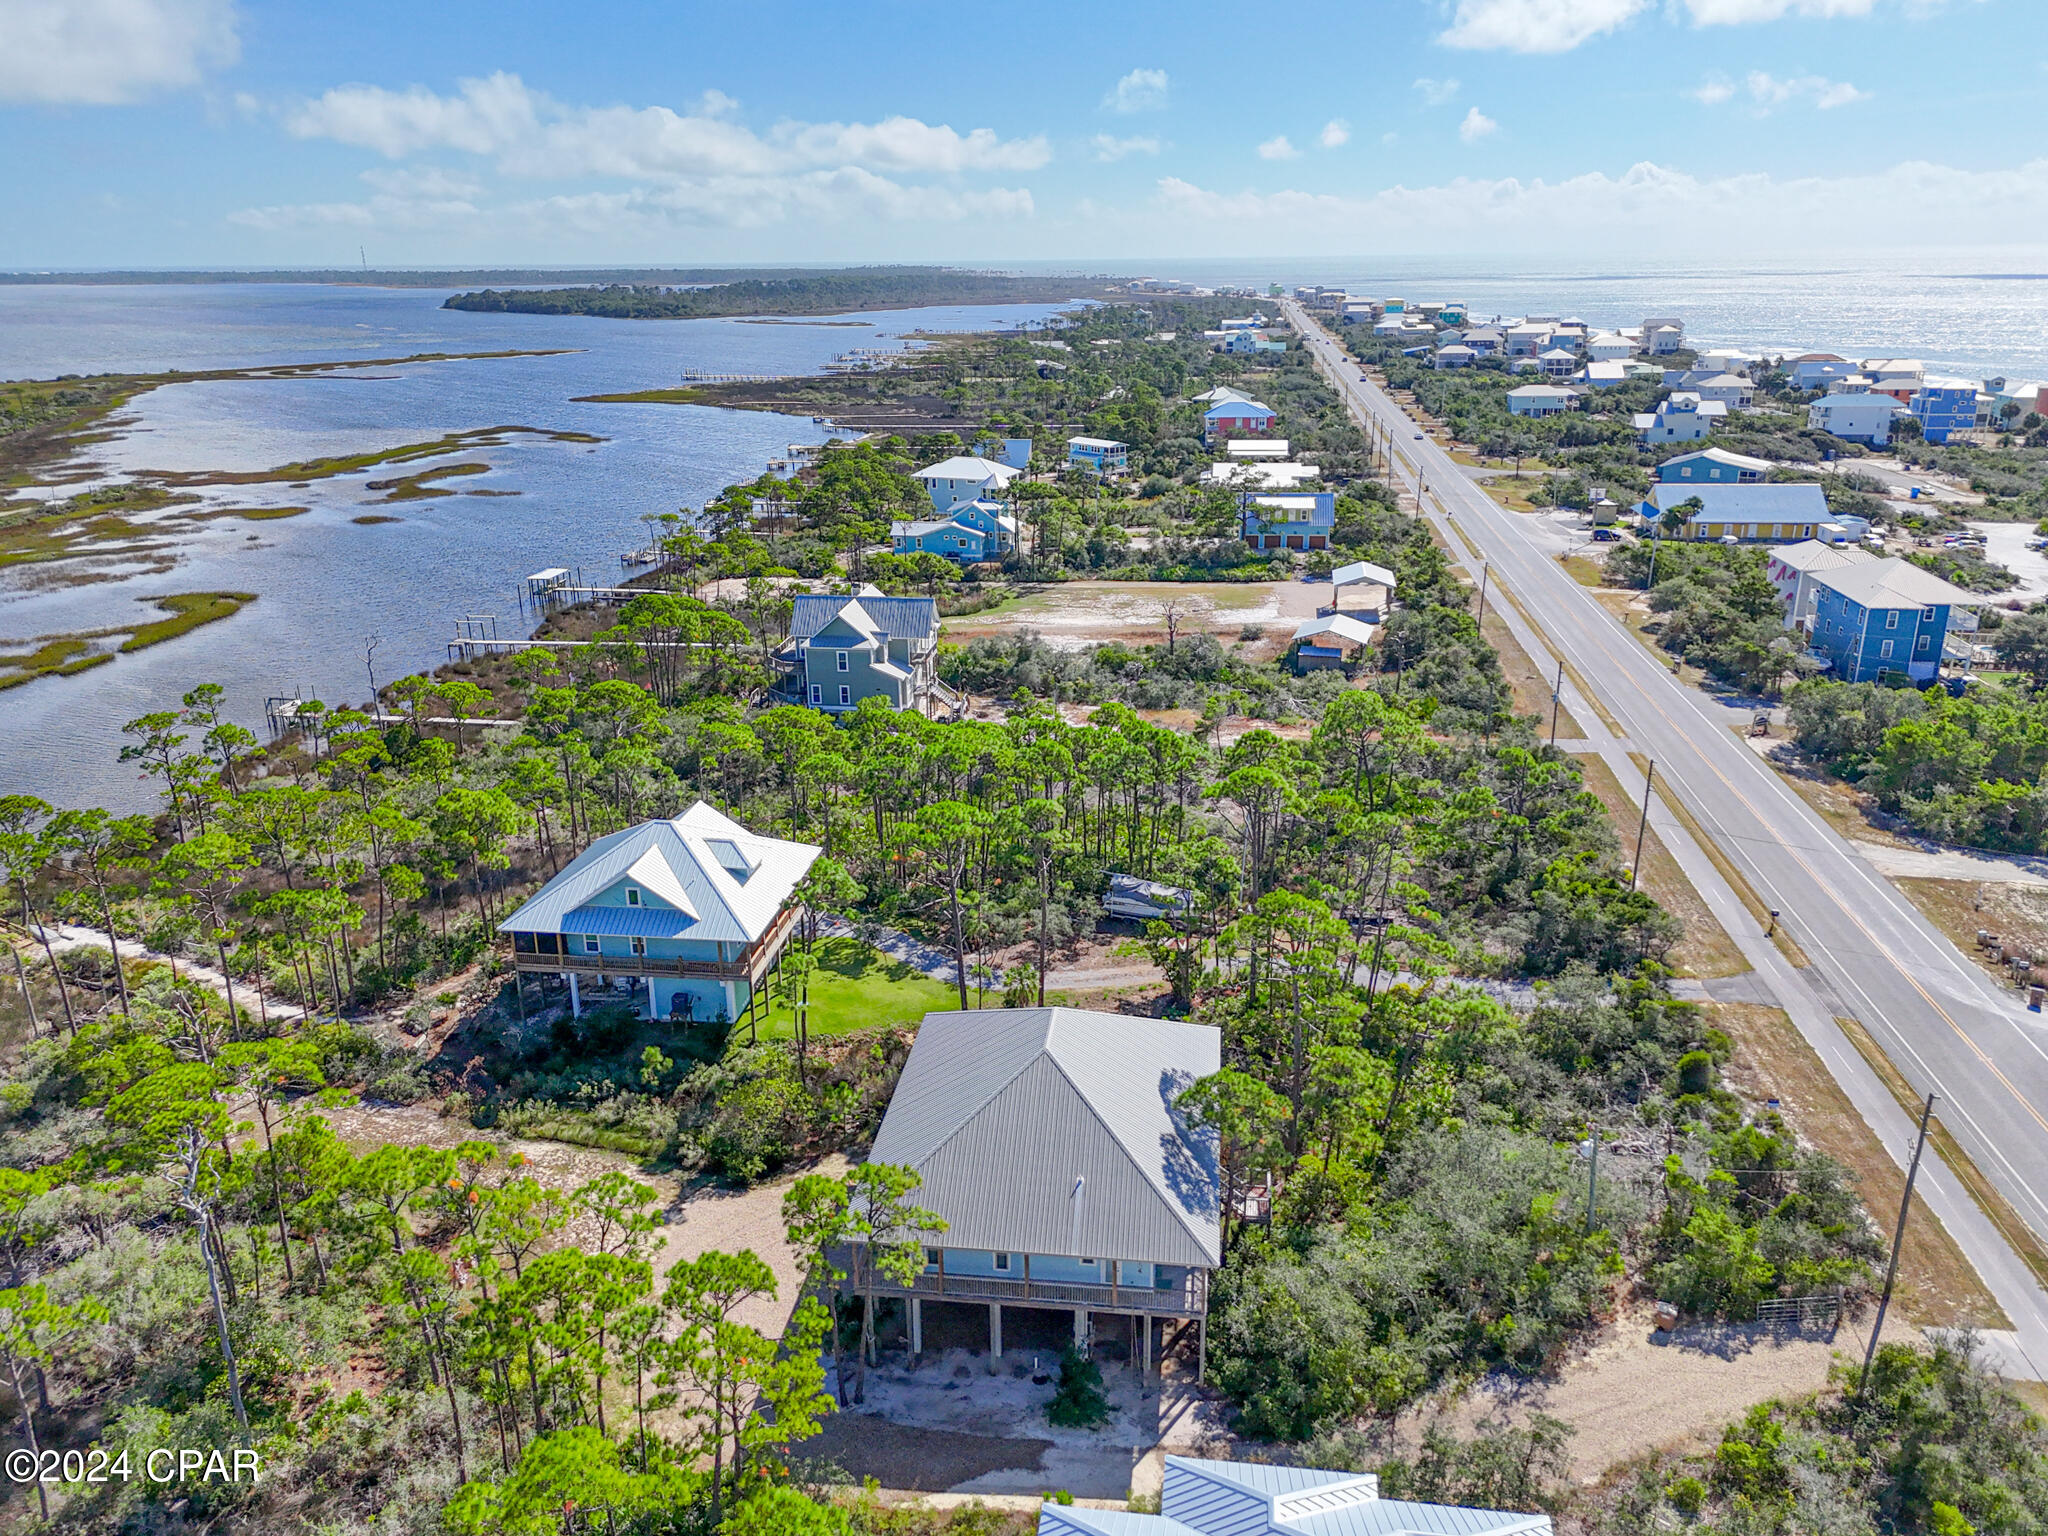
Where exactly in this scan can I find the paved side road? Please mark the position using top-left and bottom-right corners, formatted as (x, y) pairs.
(1284, 299), (2048, 1380)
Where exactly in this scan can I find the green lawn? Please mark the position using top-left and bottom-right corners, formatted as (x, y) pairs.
(754, 937), (961, 1041)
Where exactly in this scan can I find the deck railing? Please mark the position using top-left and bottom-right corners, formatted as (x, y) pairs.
(509, 903), (800, 986)
(844, 1248), (1207, 1318)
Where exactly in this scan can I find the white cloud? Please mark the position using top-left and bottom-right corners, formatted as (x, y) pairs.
(1103, 67), (1168, 113)
(1257, 135), (1301, 161)
(254, 72), (1047, 236)
(1319, 119), (1351, 148)
(1747, 70), (1870, 106)
(235, 169), (1034, 237)
(1680, 0), (1875, 20)
(0, 0), (237, 105)
(1438, 0), (1649, 53)
(1091, 134), (1161, 161)
(1145, 156), (2048, 254)
(1695, 70), (1871, 109)
(285, 73), (1050, 177)
(1412, 77), (1462, 106)
(1459, 107), (1499, 142)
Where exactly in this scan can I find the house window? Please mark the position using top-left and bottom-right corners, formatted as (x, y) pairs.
(583, 936), (600, 954)
(1886, 611), (1899, 629)
(630, 936), (647, 957)
(810, 684), (821, 704)
(837, 649), (849, 672)
(1880, 640), (1894, 659)
(625, 886), (641, 907)
(838, 685), (850, 705)
(1916, 635), (1931, 653)
(1078, 1256), (1097, 1267)
(924, 1248), (940, 1270)
(993, 1252), (1012, 1273)
(1922, 606), (1936, 621)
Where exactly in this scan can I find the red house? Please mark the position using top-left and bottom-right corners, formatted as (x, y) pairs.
(1203, 397), (1276, 444)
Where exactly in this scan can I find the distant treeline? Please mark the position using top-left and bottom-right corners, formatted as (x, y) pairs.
(441, 268), (1120, 318)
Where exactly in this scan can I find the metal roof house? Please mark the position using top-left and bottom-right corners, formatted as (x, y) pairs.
(1656, 447), (1770, 484)
(1240, 491), (1335, 551)
(914, 455), (1023, 514)
(1805, 558), (1980, 684)
(1204, 397), (1278, 444)
(1638, 483), (1830, 542)
(1767, 539), (1876, 628)
(1068, 436), (1131, 475)
(1038, 1457), (1551, 1536)
(785, 587), (948, 716)
(858, 1007), (1221, 1376)
(499, 802), (819, 1029)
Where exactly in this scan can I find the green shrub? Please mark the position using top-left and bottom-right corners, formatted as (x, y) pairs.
(1664, 1474), (1706, 1516)
(1046, 1345), (1110, 1428)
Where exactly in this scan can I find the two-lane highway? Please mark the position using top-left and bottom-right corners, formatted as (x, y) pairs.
(1284, 299), (2048, 1335)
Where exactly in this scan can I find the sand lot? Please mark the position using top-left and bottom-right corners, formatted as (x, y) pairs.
(946, 580), (1328, 652)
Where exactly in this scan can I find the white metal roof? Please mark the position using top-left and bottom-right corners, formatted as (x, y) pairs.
(1293, 614), (1379, 648)
(867, 1008), (1222, 1268)
(1227, 439), (1292, 458)
(1333, 560), (1397, 589)
(497, 802), (820, 946)
(915, 455), (1022, 484)
(1769, 539), (1875, 574)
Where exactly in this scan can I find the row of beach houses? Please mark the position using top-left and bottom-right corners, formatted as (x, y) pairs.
(496, 801), (1548, 1533)
(1313, 288), (2045, 449)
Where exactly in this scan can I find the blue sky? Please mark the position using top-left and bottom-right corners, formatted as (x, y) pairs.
(3, 0), (2045, 267)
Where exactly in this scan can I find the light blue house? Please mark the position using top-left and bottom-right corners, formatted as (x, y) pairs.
(1037, 1458), (1550, 1536)
(1241, 491), (1335, 551)
(858, 1008), (1221, 1375)
(1656, 447), (1771, 485)
(787, 588), (943, 714)
(1787, 355), (1853, 390)
(892, 517), (990, 562)
(977, 437), (1034, 470)
(499, 802), (819, 1028)
(1910, 379), (1981, 444)
(1805, 559), (1979, 683)
(1067, 436), (1130, 474)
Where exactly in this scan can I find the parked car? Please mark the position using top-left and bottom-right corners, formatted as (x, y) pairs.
(1591, 527), (1623, 542)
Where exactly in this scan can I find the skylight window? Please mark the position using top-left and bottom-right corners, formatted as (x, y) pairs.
(706, 838), (755, 882)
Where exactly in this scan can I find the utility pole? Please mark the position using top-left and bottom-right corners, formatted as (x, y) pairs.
(1549, 659), (1566, 745)
(1630, 759), (1656, 891)
(1860, 1091), (1937, 1400)
(1582, 1132), (1600, 1236)
(1475, 562), (1491, 627)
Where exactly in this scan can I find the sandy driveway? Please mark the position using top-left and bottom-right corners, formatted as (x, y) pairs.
(323, 1099), (838, 1338)
(1401, 1303), (1857, 1484)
